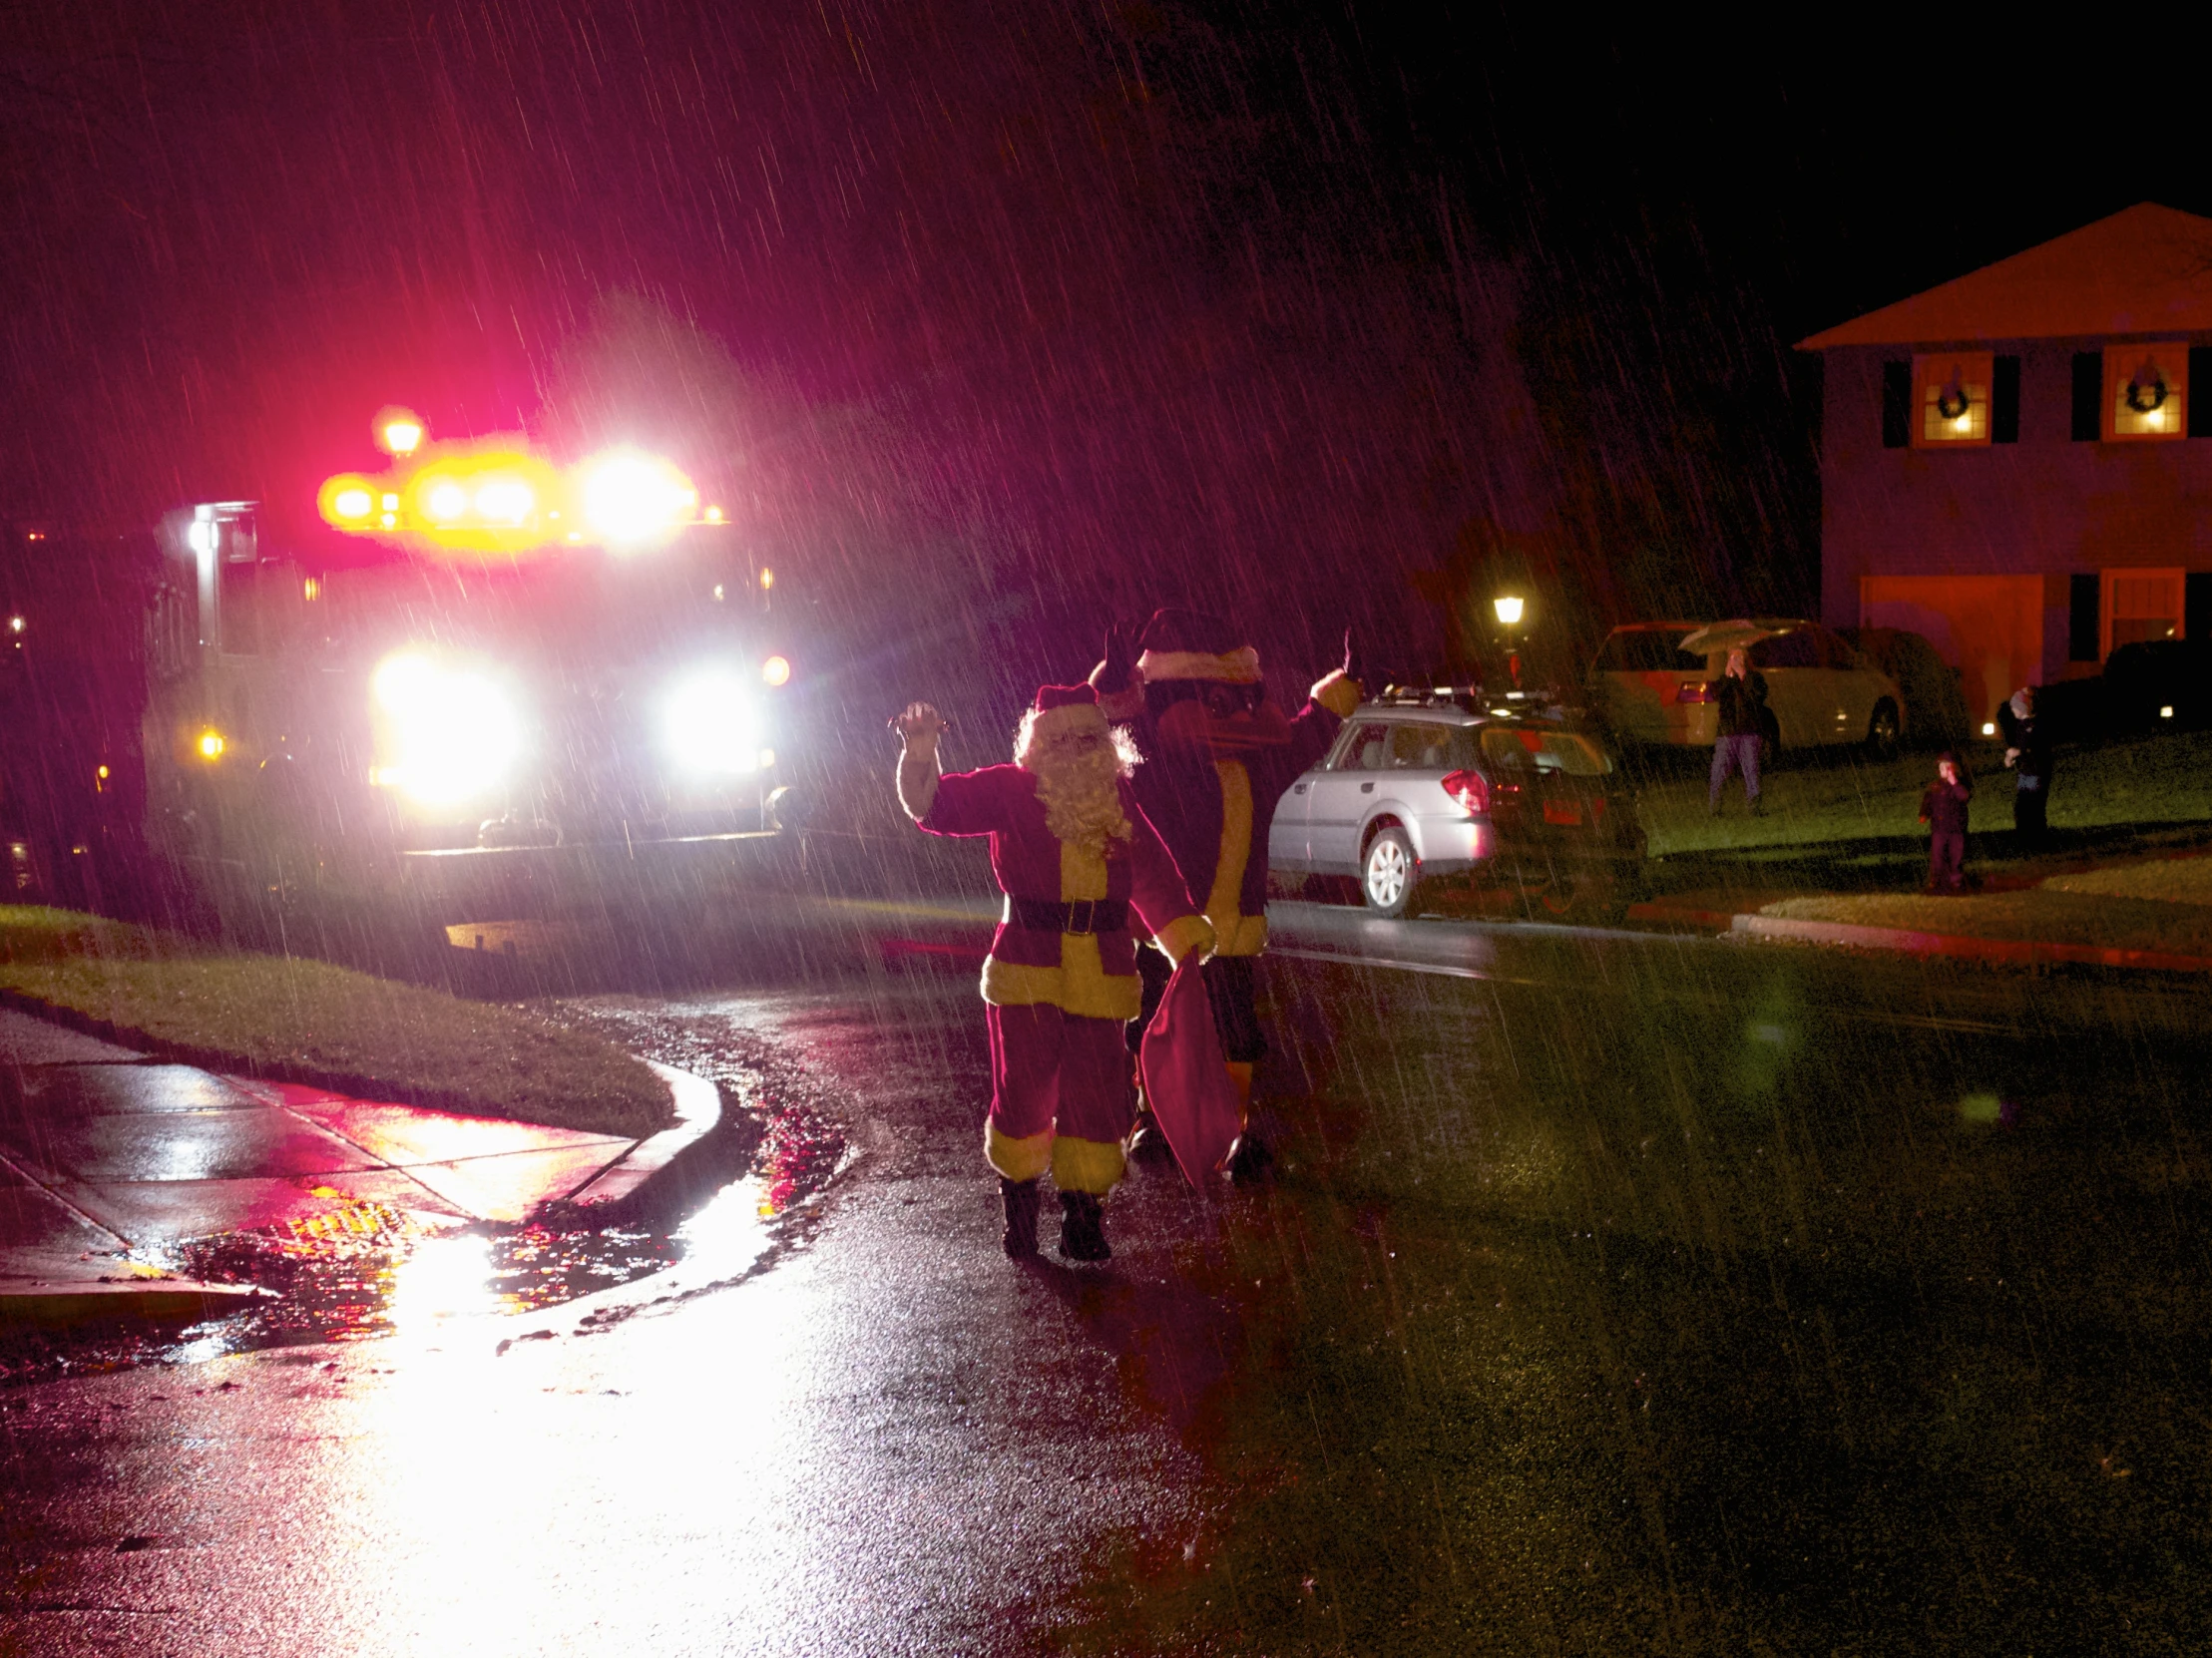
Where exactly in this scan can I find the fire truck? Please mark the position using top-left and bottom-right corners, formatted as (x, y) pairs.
(143, 414), (805, 929)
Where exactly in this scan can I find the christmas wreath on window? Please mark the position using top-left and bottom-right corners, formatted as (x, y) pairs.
(1935, 378), (1972, 421)
(2124, 361), (2171, 414)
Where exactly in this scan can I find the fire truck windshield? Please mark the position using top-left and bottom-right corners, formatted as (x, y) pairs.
(317, 539), (765, 671)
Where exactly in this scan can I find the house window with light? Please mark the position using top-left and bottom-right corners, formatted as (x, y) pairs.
(2102, 569), (2184, 656)
(1912, 352), (1991, 445)
(2105, 343), (2186, 440)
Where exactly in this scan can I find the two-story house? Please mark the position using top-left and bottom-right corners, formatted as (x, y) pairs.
(1799, 202), (2212, 726)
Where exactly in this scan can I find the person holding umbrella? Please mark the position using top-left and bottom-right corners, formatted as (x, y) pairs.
(1707, 646), (1770, 815)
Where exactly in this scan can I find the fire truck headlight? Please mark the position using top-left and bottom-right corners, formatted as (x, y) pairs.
(582, 452), (697, 547)
(663, 667), (763, 774)
(424, 481), (470, 524)
(371, 651), (524, 805)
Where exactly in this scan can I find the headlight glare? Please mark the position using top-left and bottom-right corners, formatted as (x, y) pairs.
(370, 650), (524, 806)
(664, 667), (762, 774)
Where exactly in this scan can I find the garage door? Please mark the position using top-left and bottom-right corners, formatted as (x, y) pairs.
(1859, 576), (2043, 727)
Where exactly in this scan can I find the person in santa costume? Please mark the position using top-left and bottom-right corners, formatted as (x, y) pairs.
(1092, 609), (1364, 1179)
(892, 683), (1214, 1261)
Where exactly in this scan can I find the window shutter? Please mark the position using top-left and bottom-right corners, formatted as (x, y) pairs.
(1881, 361), (1910, 448)
(2068, 574), (2101, 660)
(2188, 573), (2212, 639)
(2192, 349), (2212, 437)
(2071, 352), (2102, 441)
(1991, 355), (2020, 442)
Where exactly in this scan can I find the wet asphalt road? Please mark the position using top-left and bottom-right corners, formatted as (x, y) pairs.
(5, 896), (2212, 1653)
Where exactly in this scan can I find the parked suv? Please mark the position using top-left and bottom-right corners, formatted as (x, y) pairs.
(1268, 690), (1646, 920)
(1587, 619), (1904, 758)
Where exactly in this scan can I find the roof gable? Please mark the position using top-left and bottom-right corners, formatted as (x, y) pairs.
(1797, 203), (2212, 350)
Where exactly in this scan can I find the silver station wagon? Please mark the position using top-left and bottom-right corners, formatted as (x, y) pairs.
(1268, 690), (1646, 921)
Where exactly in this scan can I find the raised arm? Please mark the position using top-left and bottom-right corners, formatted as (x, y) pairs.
(891, 701), (949, 823)
(1127, 800), (1215, 966)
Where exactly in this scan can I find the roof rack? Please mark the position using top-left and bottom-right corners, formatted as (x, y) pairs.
(1372, 683), (1575, 717)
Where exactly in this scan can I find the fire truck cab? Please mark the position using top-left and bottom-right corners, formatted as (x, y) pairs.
(145, 476), (801, 926)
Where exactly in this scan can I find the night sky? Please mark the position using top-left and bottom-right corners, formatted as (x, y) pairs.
(4, 6), (2204, 694)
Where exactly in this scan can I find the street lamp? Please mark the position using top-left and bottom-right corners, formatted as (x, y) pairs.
(1491, 593), (1530, 689)
(375, 406), (426, 457)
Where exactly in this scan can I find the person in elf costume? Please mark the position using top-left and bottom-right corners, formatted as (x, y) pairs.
(892, 684), (1213, 1261)
(1091, 610), (1364, 1178)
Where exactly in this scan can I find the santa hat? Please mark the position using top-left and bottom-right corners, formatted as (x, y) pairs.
(1028, 682), (1108, 741)
(1133, 608), (1261, 685)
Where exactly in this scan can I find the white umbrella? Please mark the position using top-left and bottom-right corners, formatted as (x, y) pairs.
(1678, 619), (1783, 655)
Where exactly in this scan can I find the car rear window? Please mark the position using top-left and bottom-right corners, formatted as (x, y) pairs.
(1480, 727), (1614, 776)
(1386, 724), (1479, 770)
(1593, 629), (1706, 672)
(1749, 631), (1821, 669)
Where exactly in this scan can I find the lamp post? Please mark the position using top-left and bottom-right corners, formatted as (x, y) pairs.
(1492, 593), (1529, 689)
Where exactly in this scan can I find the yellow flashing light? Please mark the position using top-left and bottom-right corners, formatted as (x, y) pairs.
(317, 473), (380, 528)
(404, 450), (563, 555)
(197, 729), (226, 761)
(761, 654), (791, 687)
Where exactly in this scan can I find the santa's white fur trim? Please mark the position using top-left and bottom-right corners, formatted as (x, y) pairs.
(1027, 699), (1108, 741)
(1136, 646), (1261, 683)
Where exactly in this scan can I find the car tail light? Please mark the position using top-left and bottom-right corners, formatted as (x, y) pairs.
(1674, 680), (1711, 703)
(1440, 768), (1489, 815)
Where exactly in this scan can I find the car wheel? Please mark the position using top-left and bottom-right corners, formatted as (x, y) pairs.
(1866, 698), (1902, 762)
(1361, 828), (1422, 918)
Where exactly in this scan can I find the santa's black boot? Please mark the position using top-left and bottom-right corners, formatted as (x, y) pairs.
(1058, 1190), (1111, 1262)
(999, 1177), (1041, 1259)
(1125, 1107), (1173, 1165)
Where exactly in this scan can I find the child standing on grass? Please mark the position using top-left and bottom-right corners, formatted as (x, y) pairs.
(1920, 750), (1973, 893)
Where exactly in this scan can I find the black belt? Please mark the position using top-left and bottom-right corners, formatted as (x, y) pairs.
(1005, 897), (1129, 936)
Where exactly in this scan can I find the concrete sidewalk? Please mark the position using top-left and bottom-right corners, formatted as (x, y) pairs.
(0, 1005), (719, 1325)
(1630, 886), (2212, 974)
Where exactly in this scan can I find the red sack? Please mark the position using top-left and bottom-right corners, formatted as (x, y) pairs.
(1137, 958), (1242, 1188)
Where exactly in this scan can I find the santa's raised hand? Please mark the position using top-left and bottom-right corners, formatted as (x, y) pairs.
(890, 701), (950, 747)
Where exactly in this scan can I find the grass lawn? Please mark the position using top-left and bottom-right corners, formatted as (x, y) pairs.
(0, 907), (669, 1137)
(2046, 853), (2212, 904)
(1637, 727), (2212, 859)
(1061, 959), (2212, 1653)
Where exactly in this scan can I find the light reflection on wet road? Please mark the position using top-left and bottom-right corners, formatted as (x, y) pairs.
(5, 898), (2209, 1652)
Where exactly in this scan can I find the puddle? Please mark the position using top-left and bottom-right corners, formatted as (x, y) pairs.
(1, 1003), (851, 1384)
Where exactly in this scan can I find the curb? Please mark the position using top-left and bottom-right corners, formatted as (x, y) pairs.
(1731, 913), (2212, 974)
(1625, 900), (1749, 931)
(0, 1276), (266, 1329)
(559, 1060), (727, 1218)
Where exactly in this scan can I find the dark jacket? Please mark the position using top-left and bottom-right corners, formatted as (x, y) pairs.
(1920, 776), (1973, 836)
(1710, 669), (1769, 738)
(1995, 702), (2052, 779)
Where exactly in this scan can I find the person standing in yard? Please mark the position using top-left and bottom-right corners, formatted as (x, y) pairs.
(1997, 685), (2052, 844)
(1921, 750), (1973, 893)
(1708, 647), (1769, 815)
(892, 685), (1213, 1263)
